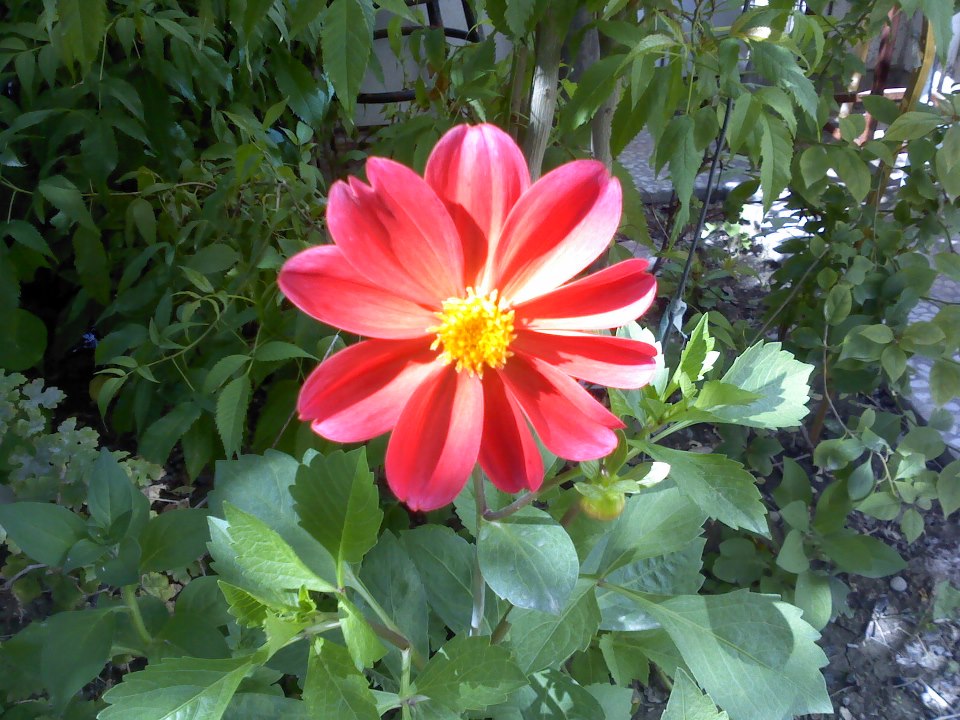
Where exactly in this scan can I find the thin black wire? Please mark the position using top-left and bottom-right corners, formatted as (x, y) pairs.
(657, 0), (752, 345)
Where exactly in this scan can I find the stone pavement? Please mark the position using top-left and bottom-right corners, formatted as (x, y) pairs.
(618, 134), (960, 453)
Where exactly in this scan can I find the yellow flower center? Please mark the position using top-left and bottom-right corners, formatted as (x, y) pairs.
(429, 288), (516, 376)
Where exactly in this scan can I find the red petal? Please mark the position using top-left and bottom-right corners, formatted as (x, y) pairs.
(299, 340), (438, 442)
(478, 372), (544, 494)
(492, 161), (622, 304)
(425, 124), (530, 284)
(512, 330), (658, 389)
(515, 259), (657, 331)
(386, 367), (484, 511)
(327, 161), (464, 304)
(279, 245), (437, 339)
(500, 354), (623, 461)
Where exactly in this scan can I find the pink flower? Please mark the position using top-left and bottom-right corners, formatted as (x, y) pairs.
(279, 124), (658, 511)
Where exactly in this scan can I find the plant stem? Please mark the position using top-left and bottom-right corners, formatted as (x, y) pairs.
(482, 466), (582, 521)
(347, 571), (425, 670)
(470, 467), (487, 637)
(121, 585), (152, 647)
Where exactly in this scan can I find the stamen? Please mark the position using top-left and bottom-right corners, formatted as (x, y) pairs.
(428, 288), (516, 376)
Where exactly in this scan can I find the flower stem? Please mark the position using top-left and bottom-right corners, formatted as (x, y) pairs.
(482, 466), (580, 522)
(470, 467), (487, 637)
(121, 585), (152, 648)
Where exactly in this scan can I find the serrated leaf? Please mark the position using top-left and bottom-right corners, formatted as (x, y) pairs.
(0, 502), (88, 566)
(610, 588), (831, 719)
(217, 375), (251, 457)
(478, 506), (579, 614)
(321, 0), (372, 120)
(662, 669), (729, 720)
(593, 487), (706, 577)
(412, 636), (526, 713)
(672, 313), (716, 394)
(100, 655), (257, 720)
(140, 402), (202, 465)
(710, 342), (813, 428)
(254, 341), (315, 362)
(38, 175), (96, 230)
(292, 448), (381, 571)
(209, 451), (337, 584)
(57, 0), (106, 74)
(831, 147), (871, 202)
(509, 580), (600, 674)
(303, 639), (379, 720)
(221, 503), (337, 594)
(521, 670), (605, 720)
(0, 220), (54, 257)
(759, 113), (793, 213)
(644, 446), (767, 534)
(203, 355), (251, 394)
(338, 596), (386, 669)
(273, 52), (331, 127)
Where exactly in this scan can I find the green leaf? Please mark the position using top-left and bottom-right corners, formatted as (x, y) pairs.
(412, 636), (526, 713)
(693, 382), (761, 412)
(881, 345), (907, 381)
(759, 113), (793, 213)
(831, 147), (871, 202)
(930, 358), (960, 405)
(0, 309), (48, 371)
(56, 0), (106, 74)
(799, 145), (829, 187)
(613, 589), (831, 719)
(272, 53), (331, 127)
(41, 609), (116, 708)
(644, 446), (767, 534)
(242, 0), (277, 37)
(338, 597), (386, 669)
(203, 356), (250, 394)
(254, 341), (315, 362)
(220, 503), (337, 594)
(38, 175), (95, 230)
(824, 284), (852, 325)
(81, 119), (119, 184)
(140, 402), (202, 465)
(594, 487), (706, 577)
(661, 115), (700, 230)
(303, 639), (379, 720)
(883, 111), (942, 141)
(520, 670), (605, 720)
(87, 449), (149, 538)
(478, 506), (579, 614)
(662, 669), (729, 720)
(710, 342), (813, 429)
(400, 525), (496, 634)
(358, 531), (428, 658)
(321, 0), (373, 120)
(793, 571), (832, 630)
(939, 461), (960, 518)
(596, 539), (705, 631)
(292, 448), (382, 571)
(776, 529), (809, 574)
(671, 313), (716, 394)
(217, 375), (251, 457)
(813, 438), (864, 471)
(508, 580), (600, 674)
(73, 227), (111, 305)
(0, 502), (88, 565)
(209, 451), (337, 584)
(139, 509), (210, 572)
(819, 533), (906, 578)
(0, 220), (54, 257)
(101, 655), (257, 720)
(226, 694), (312, 719)
(562, 55), (625, 132)
(920, 0), (953, 64)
